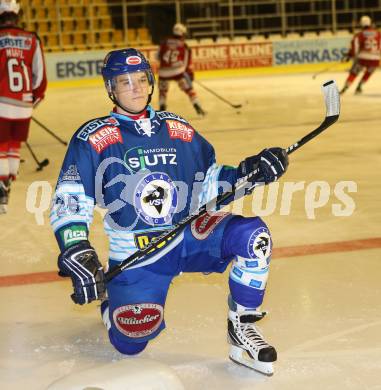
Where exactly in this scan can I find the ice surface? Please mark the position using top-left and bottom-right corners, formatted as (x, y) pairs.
(1, 70), (381, 389)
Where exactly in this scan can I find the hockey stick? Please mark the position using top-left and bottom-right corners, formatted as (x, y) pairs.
(312, 60), (346, 79)
(286, 80), (339, 153)
(194, 80), (243, 109)
(32, 117), (68, 146)
(25, 141), (50, 171)
(105, 80), (340, 283)
(312, 66), (335, 79)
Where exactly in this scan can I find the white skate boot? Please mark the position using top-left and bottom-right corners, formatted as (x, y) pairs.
(0, 179), (11, 214)
(228, 309), (277, 376)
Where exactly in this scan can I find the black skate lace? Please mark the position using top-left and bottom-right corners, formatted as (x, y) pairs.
(241, 323), (269, 347)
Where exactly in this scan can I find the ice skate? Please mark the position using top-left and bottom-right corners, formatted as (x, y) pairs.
(193, 102), (206, 116)
(339, 86), (348, 95)
(0, 179), (10, 214)
(228, 309), (277, 376)
(355, 84), (363, 95)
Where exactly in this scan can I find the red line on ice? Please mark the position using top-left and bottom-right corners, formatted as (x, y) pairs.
(1, 237), (381, 287)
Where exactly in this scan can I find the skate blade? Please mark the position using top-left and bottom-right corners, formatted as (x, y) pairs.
(229, 345), (274, 376)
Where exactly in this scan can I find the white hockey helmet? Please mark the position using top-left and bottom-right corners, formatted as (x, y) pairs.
(360, 15), (371, 27)
(173, 23), (187, 36)
(0, 0), (20, 15)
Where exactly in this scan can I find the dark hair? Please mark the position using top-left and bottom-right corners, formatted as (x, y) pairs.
(0, 11), (19, 26)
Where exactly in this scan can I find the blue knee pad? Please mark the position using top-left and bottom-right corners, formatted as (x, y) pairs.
(109, 331), (148, 355)
(223, 216), (272, 308)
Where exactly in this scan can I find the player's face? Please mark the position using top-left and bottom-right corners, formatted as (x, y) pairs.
(113, 71), (150, 113)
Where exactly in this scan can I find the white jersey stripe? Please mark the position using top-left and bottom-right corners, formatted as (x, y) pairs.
(32, 40), (45, 90)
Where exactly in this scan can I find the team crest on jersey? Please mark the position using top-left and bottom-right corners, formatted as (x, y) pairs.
(134, 172), (178, 225)
(61, 164), (80, 182)
(191, 212), (230, 240)
(166, 120), (194, 142)
(248, 227), (272, 260)
(88, 126), (123, 153)
(113, 303), (163, 338)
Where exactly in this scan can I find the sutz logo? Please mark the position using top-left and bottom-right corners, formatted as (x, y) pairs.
(124, 146), (177, 173)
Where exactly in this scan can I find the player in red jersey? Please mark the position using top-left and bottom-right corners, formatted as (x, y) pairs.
(157, 23), (205, 116)
(340, 15), (381, 95)
(0, 0), (47, 213)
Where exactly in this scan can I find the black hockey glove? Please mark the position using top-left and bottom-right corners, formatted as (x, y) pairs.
(238, 147), (289, 185)
(58, 240), (106, 305)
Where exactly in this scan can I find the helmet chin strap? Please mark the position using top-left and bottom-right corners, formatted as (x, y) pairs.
(109, 85), (154, 116)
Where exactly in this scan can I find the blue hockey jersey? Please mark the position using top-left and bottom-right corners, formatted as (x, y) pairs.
(50, 106), (239, 262)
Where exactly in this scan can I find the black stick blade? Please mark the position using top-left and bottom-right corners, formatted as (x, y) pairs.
(36, 159), (50, 171)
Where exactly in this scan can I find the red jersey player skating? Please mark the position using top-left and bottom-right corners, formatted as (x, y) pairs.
(0, 0), (47, 213)
(157, 23), (205, 116)
(340, 15), (381, 95)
